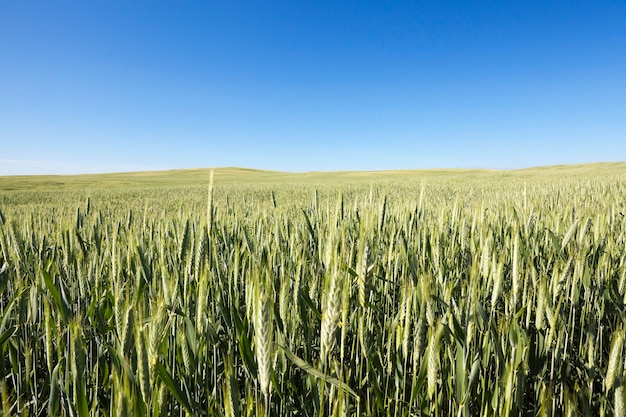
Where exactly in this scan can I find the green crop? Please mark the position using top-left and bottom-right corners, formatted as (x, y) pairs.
(0, 164), (625, 416)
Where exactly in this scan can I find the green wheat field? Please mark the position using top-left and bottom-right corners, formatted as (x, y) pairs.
(0, 162), (625, 416)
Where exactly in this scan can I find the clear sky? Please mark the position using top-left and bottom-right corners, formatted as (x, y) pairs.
(1, 1), (625, 175)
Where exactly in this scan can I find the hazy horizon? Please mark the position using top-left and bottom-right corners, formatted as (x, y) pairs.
(2, 2), (625, 176)
(1, 161), (624, 178)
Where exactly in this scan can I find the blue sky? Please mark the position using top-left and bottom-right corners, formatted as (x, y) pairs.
(1, 1), (625, 175)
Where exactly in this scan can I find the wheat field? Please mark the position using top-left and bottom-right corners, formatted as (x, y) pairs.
(0, 164), (625, 416)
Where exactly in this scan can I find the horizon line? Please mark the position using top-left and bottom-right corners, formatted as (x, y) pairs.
(1, 161), (624, 178)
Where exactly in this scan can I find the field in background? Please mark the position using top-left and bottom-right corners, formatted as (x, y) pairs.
(0, 162), (625, 416)
(1, 162), (624, 190)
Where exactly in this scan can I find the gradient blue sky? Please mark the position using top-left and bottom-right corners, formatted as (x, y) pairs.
(1, 1), (625, 175)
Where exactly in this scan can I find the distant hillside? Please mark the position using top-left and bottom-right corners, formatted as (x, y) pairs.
(0, 162), (623, 192)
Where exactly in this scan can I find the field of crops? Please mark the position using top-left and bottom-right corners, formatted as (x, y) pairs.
(0, 164), (625, 416)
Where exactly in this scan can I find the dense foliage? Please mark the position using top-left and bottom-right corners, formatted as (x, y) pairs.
(0, 167), (625, 416)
